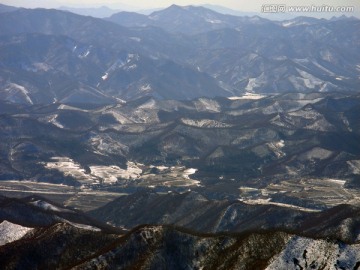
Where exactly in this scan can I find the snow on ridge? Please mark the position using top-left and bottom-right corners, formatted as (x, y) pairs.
(267, 236), (360, 269)
(129, 37), (141, 42)
(282, 21), (295, 27)
(205, 18), (222, 24)
(282, 20), (311, 27)
(57, 104), (89, 112)
(181, 118), (232, 128)
(101, 72), (109, 81)
(79, 49), (91, 58)
(241, 198), (320, 212)
(312, 61), (335, 75)
(347, 160), (360, 175)
(5, 83), (33, 104)
(124, 64), (137, 71)
(296, 68), (323, 89)
(267, 140), (286, 158)
(139, 84), (152, 93)
(0, 221), (33, 246)
(194, 98), (221, 112)
(228, 93), (266, 100)
(48, 114), (64, 129)
(30, 200), (74, 213)
(245, 77), (264, 92)
(66, 221), (101, 232)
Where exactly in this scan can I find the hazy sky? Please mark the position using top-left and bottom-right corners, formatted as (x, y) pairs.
(1, 0), (359, 17)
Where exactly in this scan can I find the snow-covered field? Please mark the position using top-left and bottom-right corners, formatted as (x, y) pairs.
(43, 157), (98, 185)
(90, 162), (142, 183)
(42, 157), (200, 188)
(240, 178), (360, 209)
(141, 166), (201, 187)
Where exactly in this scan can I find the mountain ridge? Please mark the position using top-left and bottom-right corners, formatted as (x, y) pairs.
(0, 6), (358, 103)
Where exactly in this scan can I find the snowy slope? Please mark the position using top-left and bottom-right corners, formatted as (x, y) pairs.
(0, 220), (33, 246)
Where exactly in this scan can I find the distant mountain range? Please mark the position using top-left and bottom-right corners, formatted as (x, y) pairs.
(0, 4), (359, 104)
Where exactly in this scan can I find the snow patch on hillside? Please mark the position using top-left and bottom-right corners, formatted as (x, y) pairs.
(58, 104), (89, 112)
(4, 83), (33, 104)
(66, 221), (101, 231)
(245, 74), (266, 91)
(0, 221), (33, 246)
(139, 84), (152, 92)
(296, 68), (324, 89)
(194, 98), (221, 112)
(48, 114), (64, 129)
(102, 72), (109, 80)
(300, 147), (333, 161)
(138, 97), (156, 109)
(267, 140), (286, 158)
(267, 236), (360, 269)
(89, 134), (129, 155)
(129, 37), (141, 42)
(181, 118), (232, 128)
(312, 61), (335, 75)
(289, 108), (334, 131)
(205, 19), (222, 24)
(347, 160), (360, 175)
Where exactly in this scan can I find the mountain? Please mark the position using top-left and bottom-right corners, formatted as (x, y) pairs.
(0, 6), (359, 102)
(1, 202), (360, 269)
(202, 4), (259, 17)
(108, 4), (270, 35)
(188, 18), (360, 94)
(0, 7), (193, 60)
(0, 8), (231, 102)
(0, 195), (122, 232)
(59, 5), (121, 18)
(88, 190), (360, 243)
(0, 34), (117, 104)
(0, 33), (226, 104)
(1, 4), (360, 267)
(0, 92), (359, 208)
(0, 3), (17, 13)
(108, 6), (360, 94)
(106, 11), (152, 27)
